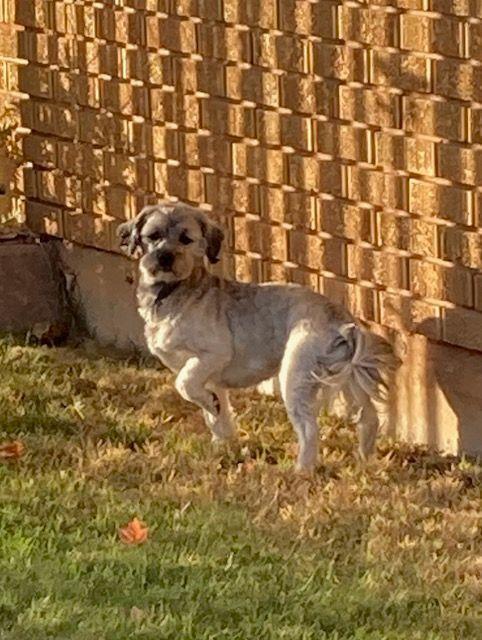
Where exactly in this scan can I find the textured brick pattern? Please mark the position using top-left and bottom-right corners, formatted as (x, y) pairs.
(8, 0), (482, 351)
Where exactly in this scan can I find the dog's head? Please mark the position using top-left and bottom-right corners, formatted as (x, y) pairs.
(117, 202), (224, 284)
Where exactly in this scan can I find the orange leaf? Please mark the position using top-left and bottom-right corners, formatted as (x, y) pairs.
(0, 440), (25, 459)
(119, 517), (149, 545)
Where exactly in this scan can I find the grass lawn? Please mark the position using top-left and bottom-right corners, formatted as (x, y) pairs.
(0, 337), (481, 640)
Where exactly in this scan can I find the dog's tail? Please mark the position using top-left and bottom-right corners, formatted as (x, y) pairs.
(312, 323), (400, 408)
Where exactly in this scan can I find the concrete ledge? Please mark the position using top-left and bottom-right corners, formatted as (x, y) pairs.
(0, 240), (69, 339)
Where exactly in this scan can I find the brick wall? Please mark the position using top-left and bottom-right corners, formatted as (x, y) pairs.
(5, 0), (482, 353)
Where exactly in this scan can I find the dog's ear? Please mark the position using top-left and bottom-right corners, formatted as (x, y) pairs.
(117, 207), (155, 258)
(201, 219), (224, 264)
(117, 220), (136, 256)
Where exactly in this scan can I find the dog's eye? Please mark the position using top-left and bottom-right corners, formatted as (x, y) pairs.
(179, 231), (193, 245)
(147, 231), (163, 242)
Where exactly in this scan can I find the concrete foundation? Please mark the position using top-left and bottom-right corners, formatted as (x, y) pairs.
(49, 244), (482, 457)
(59, 242), (145, 352)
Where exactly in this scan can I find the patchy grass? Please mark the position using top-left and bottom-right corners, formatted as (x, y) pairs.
(0, 337), (480, 640)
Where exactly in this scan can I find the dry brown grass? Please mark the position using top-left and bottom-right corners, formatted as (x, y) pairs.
(0, 337), (481, 639)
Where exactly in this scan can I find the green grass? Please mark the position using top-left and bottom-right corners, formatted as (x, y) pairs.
(0, 337), (481, 640)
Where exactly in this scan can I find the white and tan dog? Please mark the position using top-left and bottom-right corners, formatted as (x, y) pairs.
(118, 201), (399, 471)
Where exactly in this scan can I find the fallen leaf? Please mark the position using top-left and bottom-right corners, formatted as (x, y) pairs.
(119, 517), (149, 544)
(0, 440), (25, 459)
(130, 606), (146, 622)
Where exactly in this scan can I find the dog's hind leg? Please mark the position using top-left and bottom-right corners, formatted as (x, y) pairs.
(203, 388), (237, 442)
(279, 331), (322, 472)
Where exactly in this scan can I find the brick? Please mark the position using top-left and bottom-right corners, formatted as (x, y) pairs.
(202, 99), (256, 138)
(371, 50), (431, 93)
(469, 106), (482, 143)
(63, 211), (111, 250)
(348, 167), (406, 209)
(443, 307), (482, 351)
(281, 114), (313, 151)
(379, 291), (441, 339)
(175, 0), (223, 21)
(32, 102), (77, 139)
(100, 79), (135, 115)
(246, 146), (286, 184)
(156, 17), (197, 54)
(57, 143), (103, 180)
(169, 56), (197, 94)
(319, 200), (373, 243)
(253, 31), (308, 73)
(78, 109), (126, 148)
(25, 200), (64, 237)
(198, 136), (233, 174)
(410, 259), (473, 306)
(376, 133), (437, 176)
(279, 0), (338, 38)
(290, 231), (346, 275)
(438, 143), (481, 186)
(288, 155), (319, 191)
(198, 23), (251, 63)
(205, 175), (258, 213)
(148, 52), (172, 86)
(223, 0), (278, 29)
(288, 156), (344, 196)
(256, 111), (281, 146)
(469, 20), (482, 59)
(409, 179), (472, 224)
(77, 41), (100, 74)
(378, 211), (438, 257)
(400, 13), (465, 58)
(317, 121), (370, 162)
(434, 59), (481, 102)
(440, 227), (481, 269)
(55, 72), (100, 108)
(234, 218), (281, 258)
(226, 66), (279, 108)
(164, 94), (201, 130)
(18, 65), (53, 99)
(37, 170), (80, 209)
(339, 5), (397, 47)
(347, 246), (409, 290)
(16, 0), (53, 29)
(81, 178), (106, 216)
(339, 86), (400, 128)
(259, 186), (317, 228)
(431, 1), (476, 16)
(23, 134), (56, 168)
(0, 23), (20, 58)
(403, 96), (466, 142)
(312, 44), (366, 82)
(280, 74), (317, 114)
(410, 218), (440, 257)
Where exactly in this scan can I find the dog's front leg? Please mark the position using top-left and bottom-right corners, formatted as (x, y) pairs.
(175, 357), (237, 442)
(175, 357), (221, 416)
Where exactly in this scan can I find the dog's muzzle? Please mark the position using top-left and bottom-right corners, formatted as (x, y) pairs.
(144, 249), (175, 275)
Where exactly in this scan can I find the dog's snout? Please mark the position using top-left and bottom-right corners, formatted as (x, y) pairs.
(156, 250), (175, 271)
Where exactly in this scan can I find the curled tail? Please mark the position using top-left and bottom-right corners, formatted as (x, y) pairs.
(312, 322), (400, 408)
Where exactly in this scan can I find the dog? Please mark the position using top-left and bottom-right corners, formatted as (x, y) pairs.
(118, 201), (399, 471)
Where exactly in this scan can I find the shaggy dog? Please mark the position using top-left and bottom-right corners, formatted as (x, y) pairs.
(118, 201), (399, 471)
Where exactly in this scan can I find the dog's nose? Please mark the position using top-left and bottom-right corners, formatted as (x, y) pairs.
(156, 250), (175, 271)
